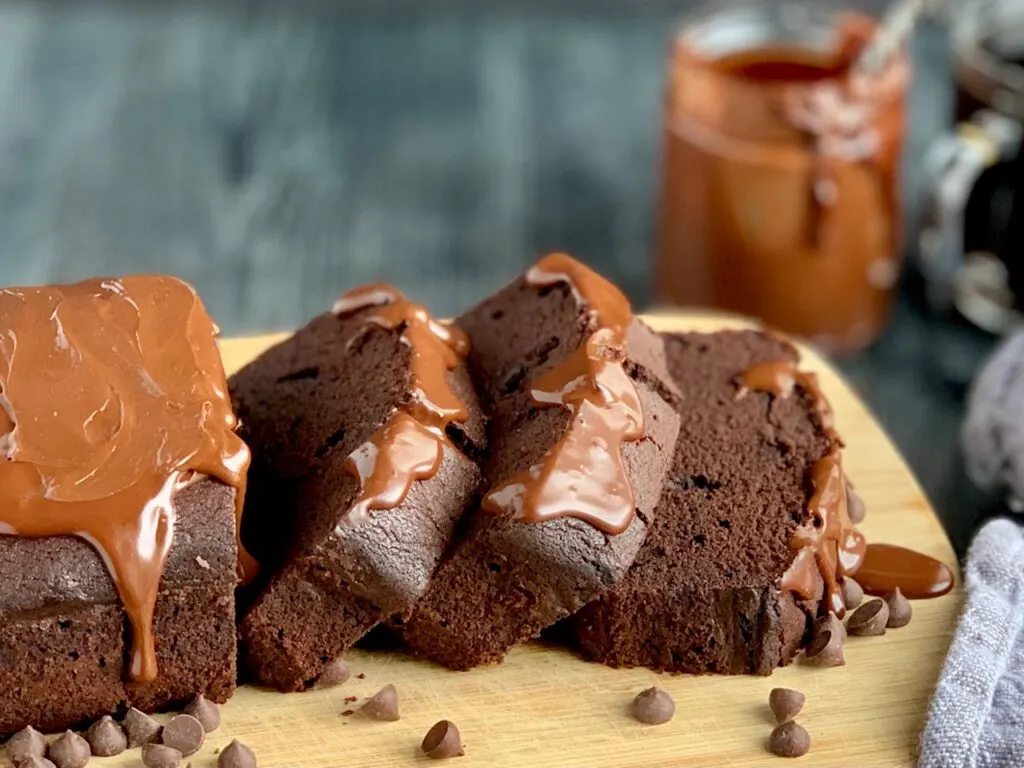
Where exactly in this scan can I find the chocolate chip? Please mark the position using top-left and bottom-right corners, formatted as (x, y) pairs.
(315, 658), (350, 689)
(884, 587), (913, 628)
(161, 715), (205, 756)
(123, 707), (162, 748)
(768, 688), (805, 724)
(360, 684), (400, 721)
(142, 744), (183, 768)
(847, 486), (866, 523)
(629, 687), (675, 725)
(814, 611), (846, 643)
(804, 628), (845, 667)
(841, 577), (864, 611)
(47, 731), (90, 768)
(421, 720), (464, 759)
(217, 739), (258, 768)
(184, 695), (221, 734)
(85, 715), (127, 757)
(20, 758), (57, 768)
(769, 721), (811, 758)
(6, 725), (47, 764)
(847, 598), (889, 636)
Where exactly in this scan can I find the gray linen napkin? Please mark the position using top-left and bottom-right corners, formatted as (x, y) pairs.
(963, 328), (1024, 508)
(918, 518), (1024, 768)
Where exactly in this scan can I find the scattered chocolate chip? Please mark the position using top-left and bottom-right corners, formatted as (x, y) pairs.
(360, 684), (400, 721)
(315, 658), (350, 689)
(768, 688), (805, 724)
(814, 611), (846, 643)
(343, 695), (358, 703)
(217, 739), (258, 768)
(629, 687), (676, 725)
(20, 758), (57, 768)
(85, 715), (127, 757)
(123, 707), (162, 748)
(884, 587), (913, 629)
(47, 730), (90, 768)
(769, 721), (811, 758)
(142, 744), (183, 768)
(6, 725), (47, 764)
(184, 695), (221, 734)
(161, 715), (205, 756)
(356, 672), (366, 680)
(841, 577), (864, 611)
(340, 710), (355, 717)
(421, 720), (464, 759)
(847, 487), (866, 524)
(847, 598), (889, 636)
(804, 628), (845, 667)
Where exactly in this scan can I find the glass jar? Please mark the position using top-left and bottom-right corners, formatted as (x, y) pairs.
(654, 0), (910, 354)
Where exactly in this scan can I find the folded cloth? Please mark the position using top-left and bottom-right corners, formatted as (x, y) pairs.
(963, 329), (1024, 508)
(918, 518), (1024, 768)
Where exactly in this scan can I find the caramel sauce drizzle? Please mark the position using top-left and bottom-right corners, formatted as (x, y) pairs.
(737, 360), (865, 617)
(482, 253), (645, 535)
(0, 277), (251, 683)
(332, 285), (469, 527)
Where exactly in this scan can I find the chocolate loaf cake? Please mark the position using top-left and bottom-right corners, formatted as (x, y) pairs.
(233, 286), (487, 691)
(572, 330), (865, 674)
(400, 254), (682, 670)
(0, 277), (248, 735)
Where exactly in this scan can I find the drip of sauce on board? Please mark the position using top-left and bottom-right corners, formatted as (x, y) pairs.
(482, 253), (645, 535)
(854, 543), (955, 599)
(332, 285), (470, 527)
(0, 277), (251, 683)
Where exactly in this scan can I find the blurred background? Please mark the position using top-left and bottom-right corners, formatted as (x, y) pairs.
(0, 0), (1022, 553)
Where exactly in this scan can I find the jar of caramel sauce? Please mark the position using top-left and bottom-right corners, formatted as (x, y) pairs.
(655, 3), (910, 353)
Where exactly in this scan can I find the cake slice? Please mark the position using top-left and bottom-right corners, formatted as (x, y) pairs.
(232, 286), (486, 691)
(0, 277), (246, 735)
(572, 330), (865, 674)
(400, 254), (682, 670)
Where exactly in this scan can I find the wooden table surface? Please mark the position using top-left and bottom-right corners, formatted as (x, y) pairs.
(116, 312), (963, 768)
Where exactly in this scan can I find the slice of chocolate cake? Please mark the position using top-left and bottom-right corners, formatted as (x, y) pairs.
(399, 254), (682, 670)
(232, 286), (487, 691)
(0, 277), (247, 735)
(572, 330), (865, 674)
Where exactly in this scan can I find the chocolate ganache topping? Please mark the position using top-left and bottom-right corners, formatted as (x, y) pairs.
(737, 360), (865, 617)
(0, 277), (251, 683)
(332, 285), (470, 527)
(482, 253), (645, 535)
(854, 543), (954, 600)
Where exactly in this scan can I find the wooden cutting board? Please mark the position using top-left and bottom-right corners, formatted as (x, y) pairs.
(124, 313), (964, 768)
